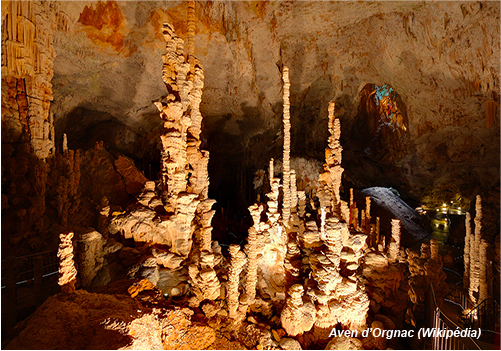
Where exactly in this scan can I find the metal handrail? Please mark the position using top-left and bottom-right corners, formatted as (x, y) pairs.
(430, 282), (481, 350)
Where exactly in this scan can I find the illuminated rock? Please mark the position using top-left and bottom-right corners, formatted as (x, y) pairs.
(281, 284), (316, 336)
(57, 231), (77, 294)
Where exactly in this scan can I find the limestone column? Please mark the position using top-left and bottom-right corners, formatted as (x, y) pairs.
(282, 67), (291, 225)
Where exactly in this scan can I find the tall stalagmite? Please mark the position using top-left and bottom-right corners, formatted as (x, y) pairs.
(282, 67), (291, 225)
(463, 212), (472, 288)
(468, 195), (482, 305)
(321, 101), (344, 217)
(228, 244), (247, 318)
(388, 219), (401, 261)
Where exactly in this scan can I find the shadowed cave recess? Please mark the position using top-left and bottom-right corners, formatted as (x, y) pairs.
(1, 1), (500, 350)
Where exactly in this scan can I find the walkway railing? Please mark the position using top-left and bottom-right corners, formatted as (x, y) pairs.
(1, 250), (60, 344)
(429, 282), (481, 350)
(464, 298), (501, 345)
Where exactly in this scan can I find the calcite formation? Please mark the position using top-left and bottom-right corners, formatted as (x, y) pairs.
(2, 0), (57, 159)
(228, 244), (247, 318)
(388, 219), (401, 261)
(243, 204), (264, 303)
(280, 284), (316, 336)
(57, 231), (77, 294)
(466, 195), (484, 305)
(319, 101), (345, 218)
(282, 66), (292, 225)
(77, 230), (106, 288)
(188, 252), (221, 305)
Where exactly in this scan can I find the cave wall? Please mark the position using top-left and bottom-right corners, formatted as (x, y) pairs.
(3, 0), (499, 216)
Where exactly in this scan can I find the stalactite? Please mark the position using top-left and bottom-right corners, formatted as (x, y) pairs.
(282, 66), (291, 225)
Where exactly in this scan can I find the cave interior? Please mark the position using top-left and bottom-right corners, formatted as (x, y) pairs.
(1, 1), (500, 350)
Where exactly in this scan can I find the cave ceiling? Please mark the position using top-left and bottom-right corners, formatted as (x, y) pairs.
(48, 0), (500, 205)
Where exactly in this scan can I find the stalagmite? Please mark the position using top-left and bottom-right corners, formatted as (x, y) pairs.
(290, 170), (298, 212)
(469, 195), (482, 304)
(57, 232), (77, 294)
(269, 158), (274, 183)
(478, 239), (489, 302)
(186, 0), (195, 61)
(282, 67), (291, 225)
(388, 219), (401, 261)
(320, 101), (344, 217)
(62, 133), (68, 152)
(280, 284), (316, 336)
(188, 251), (221, 305)
(365, 196), (371, 235)
(463, 212), (471, 288)
(244, 224), (260, 303)
(228, 244), (247, 318)
(197, 199), (217, 252)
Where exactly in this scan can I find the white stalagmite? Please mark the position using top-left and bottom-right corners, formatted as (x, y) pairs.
(282, 67), (291, 225)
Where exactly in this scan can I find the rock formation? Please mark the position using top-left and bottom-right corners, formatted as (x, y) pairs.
(468, 195), (483, 305)
(388, 219), (401, 261)
(463, 212), (472, 288)
(57, 231), (77, 294)
(319, 101), (344, 218)
(188, 251), (221, 305)
(281, 284), (316, 336)
(228, 244), (247, 318)
(282, 66), (292, 226)
(2, 0), (57, 159)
